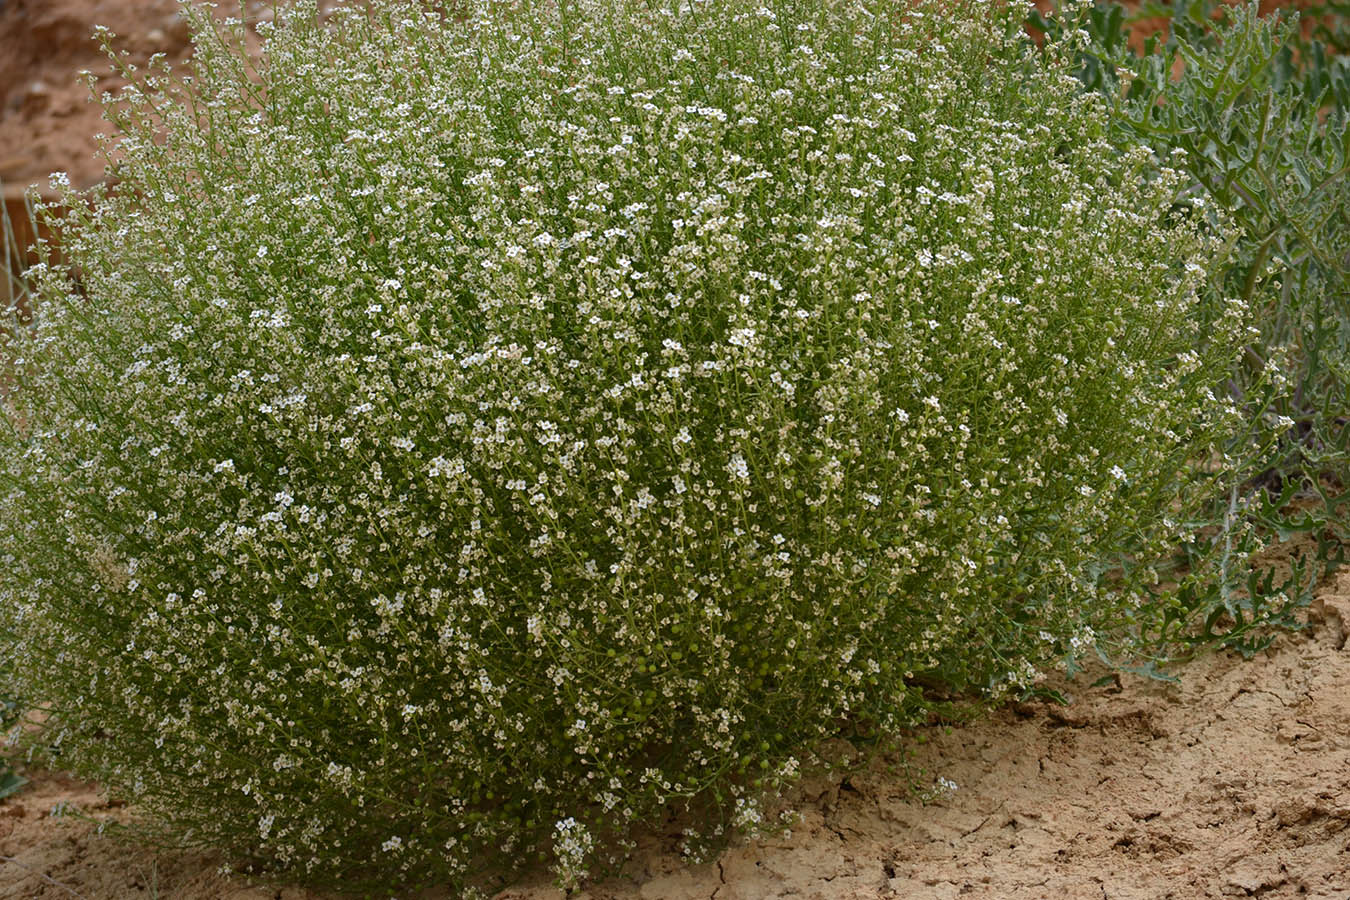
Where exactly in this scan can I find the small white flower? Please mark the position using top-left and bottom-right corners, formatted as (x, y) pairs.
(728, 327), (757, 348)
(726, 453), (750, 482)
(551, 817), (595, 890)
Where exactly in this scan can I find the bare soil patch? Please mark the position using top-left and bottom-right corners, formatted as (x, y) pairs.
(0, 0), (195, 192)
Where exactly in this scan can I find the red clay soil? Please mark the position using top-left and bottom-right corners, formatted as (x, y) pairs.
(0, 0), (193, 192)
(0, 0), (197, 268)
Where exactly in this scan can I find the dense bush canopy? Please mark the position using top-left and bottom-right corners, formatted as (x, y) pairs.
(0, 0), (1246, 892)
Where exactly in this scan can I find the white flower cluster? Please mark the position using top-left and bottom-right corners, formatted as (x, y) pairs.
(0, 0), (1245, 893)
(550, 817), (595, 891)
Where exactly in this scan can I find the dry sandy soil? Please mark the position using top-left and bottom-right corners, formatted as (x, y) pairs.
(3, 1), (1349, 898)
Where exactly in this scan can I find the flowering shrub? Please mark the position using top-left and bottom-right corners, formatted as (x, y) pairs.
(1031, 0), (1349, 662)
(0, 0), (1248, 892)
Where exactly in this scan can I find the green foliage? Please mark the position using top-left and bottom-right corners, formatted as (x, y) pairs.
(0, 688), (24, 801)
(0, 653), (22, 806)
(1033, 0), (1350, 664)
(0, 181), (30, 805)
(1, 0), (1247, 893)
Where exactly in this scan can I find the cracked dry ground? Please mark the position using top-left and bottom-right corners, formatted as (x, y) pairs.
(2, 566), (1348, 899)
